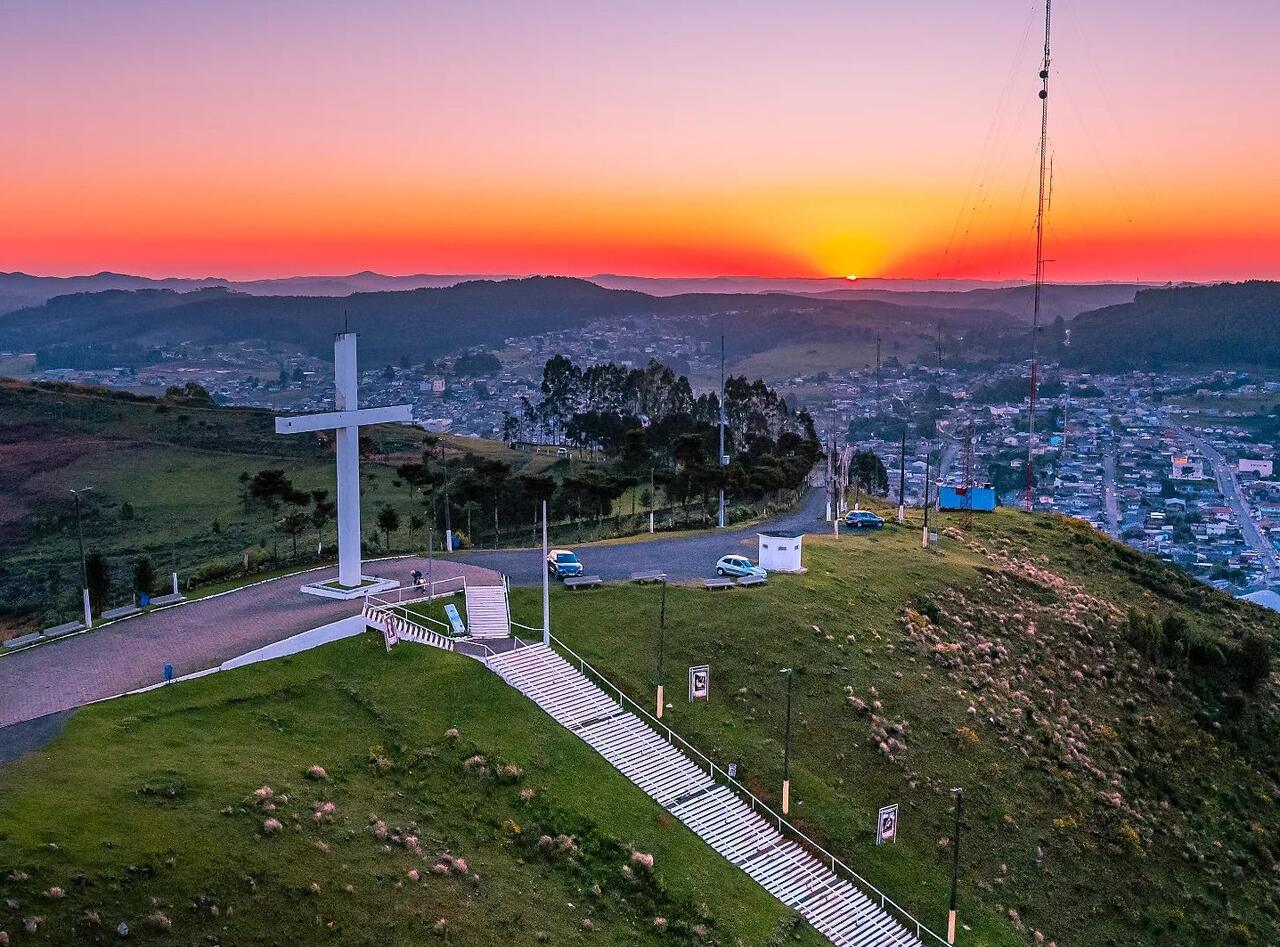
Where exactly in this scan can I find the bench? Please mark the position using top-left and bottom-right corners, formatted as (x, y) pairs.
(703, 578), (734, 591)
(630, 569), (667, 583)
(4, 631), (45, 650)
(149, 592), (184, 607)
(563, 575), (602, 590)
(101, 604), (142, 621)
(736, 574), (767, 587)
(42, 620), (85, 639)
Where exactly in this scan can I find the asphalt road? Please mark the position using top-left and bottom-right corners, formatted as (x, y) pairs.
(442, 487), (829, 585)
(1174, 424), (1280, 578)
(1102, 452), (1121, 539)
(0, 490), (827, 730)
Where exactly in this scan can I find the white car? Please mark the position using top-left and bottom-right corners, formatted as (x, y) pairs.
(716, 555), (767, 579)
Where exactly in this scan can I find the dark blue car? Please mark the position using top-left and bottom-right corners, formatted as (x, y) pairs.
(845, 510), (885, 529)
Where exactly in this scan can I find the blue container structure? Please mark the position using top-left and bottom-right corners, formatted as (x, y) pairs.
(938, 485), (997, 512)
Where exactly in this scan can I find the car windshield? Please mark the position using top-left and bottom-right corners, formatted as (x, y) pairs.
(556, 553), (578, 562)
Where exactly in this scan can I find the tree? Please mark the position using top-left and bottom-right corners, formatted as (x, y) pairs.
(277, 509), (309, 558)
(120, 501), (135, 521)
(132, 556), (157, 597)
(310, 489), (335, 551)
(85, 552), (110, 615)
(408, 513), (426, 551)
(377, 505), (401, 551)
(249, 469), (295, 510)
(1237, 632), (1273, 693)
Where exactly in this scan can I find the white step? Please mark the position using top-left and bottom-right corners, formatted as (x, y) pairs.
(464, 584), (511, 639)
(481, 644), (927, 947)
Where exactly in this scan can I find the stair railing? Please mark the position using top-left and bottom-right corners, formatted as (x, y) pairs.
(542, 632), (947, 947)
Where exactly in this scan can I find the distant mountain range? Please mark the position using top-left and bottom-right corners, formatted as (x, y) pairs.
(0, 276), (1018, 368)
(0, 269), (1151, 316)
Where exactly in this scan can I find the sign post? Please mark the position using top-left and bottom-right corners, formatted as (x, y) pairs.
(876, 803), (899, 846)
(688, 665), (709, 702)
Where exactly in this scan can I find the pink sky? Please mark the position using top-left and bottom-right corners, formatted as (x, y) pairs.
(4, 0), (1278, 281)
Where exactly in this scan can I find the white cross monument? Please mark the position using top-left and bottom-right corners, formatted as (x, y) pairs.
(275, 332), (412, 599)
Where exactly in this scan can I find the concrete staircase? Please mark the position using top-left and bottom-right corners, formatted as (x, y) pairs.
(486, 643), (927, 947)
(363, 602), (456, 651)
(464, 583), (510, 639)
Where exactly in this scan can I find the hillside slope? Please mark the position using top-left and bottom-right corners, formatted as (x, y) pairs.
(1066, 281), (1280, 370)
(0, 637), (820, 946)
(515, 509), (1280, 947)
(0, 380), (437, 632)
(0, 277), (1015, 368)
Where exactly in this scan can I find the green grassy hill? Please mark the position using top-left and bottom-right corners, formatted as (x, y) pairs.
(0, 379), (449, 634)
(509, 508), (1280, 947)
(0, 635), (820, 946)
(3, 504), (1277, 945)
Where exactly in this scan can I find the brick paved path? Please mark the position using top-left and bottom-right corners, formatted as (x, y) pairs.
(0, 558), (499, 728)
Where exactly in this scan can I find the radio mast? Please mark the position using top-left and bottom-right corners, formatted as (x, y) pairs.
(1025, 0), (1052, 512)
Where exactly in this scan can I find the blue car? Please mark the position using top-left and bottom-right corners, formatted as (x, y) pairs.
(845, 510), (885, 529)
(547, 549), (584, 578)
(716, 555), (767, 579)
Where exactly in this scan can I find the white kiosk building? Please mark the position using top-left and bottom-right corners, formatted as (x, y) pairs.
(758, 531), (805, 573)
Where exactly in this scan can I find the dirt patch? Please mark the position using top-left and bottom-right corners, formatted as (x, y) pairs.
(0, 431), (130, 540)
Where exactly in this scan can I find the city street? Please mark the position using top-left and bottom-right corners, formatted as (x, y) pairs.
(1176, 425), (1280, 578)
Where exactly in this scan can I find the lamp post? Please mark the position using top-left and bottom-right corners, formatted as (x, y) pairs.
(780, 667), (794, 814)
(947, 786), (964, 944)
(541, 499), (550, 646)
(649, 466), (655, 534)
(717, 335), (726, 529)
(70, 487), (94, 628)
(922, 454), (932, 548)
(655, 578), (667, 717)
(898, 428), (907, 523)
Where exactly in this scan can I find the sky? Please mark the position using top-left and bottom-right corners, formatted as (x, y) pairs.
(4, 0), (1278, 282)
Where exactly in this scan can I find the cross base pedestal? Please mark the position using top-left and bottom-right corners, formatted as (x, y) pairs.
(299, 575), (400, 600)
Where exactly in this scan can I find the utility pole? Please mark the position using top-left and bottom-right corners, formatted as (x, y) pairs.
(947, 787), (965, 944)
(717, 335), (726, 529)
(829, 429), (839, 522)
(649, 466), (655, 533)
(922, 454), (932, 548)
(780, 667), (794, 815)
(656, 578), (667, 718)
(1026, 0), (1053, 512)
(541, 500), (550, 646)
(71, 487), (94, 628)
(898, 428), (907, 523)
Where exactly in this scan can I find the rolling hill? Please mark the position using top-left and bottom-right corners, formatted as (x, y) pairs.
(2, 506), (1276, 946)
(1065, 281), (1280, 371)
(0, 277), (1017, 370)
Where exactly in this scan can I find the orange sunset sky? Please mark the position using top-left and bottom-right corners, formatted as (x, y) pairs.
(5, 1), (1278, 282)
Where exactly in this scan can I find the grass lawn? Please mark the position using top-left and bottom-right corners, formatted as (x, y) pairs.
(511, 505), (1280, 947)
(0, 635), (822, 946)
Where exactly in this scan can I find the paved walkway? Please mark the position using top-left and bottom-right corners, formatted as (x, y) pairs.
(0, 559), (498, 728)
(0, 489), (827, 729)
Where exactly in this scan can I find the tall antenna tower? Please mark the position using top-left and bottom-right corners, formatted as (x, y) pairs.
(1025, 0), (1053, 512)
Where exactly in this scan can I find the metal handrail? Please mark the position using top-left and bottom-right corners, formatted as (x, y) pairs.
(368, 574), (466, 610)
(543, 631), (948, 947)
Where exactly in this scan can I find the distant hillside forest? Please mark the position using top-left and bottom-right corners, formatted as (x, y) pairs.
(0, 276), (1018, 369)
(1066, 281), (1280, 370)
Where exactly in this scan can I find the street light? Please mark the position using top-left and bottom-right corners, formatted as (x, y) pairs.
(780, 667), (794, 814)
(655, 577), (667, 717)
(70, 487), (94, 628)
(947, 786), (964, 944)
